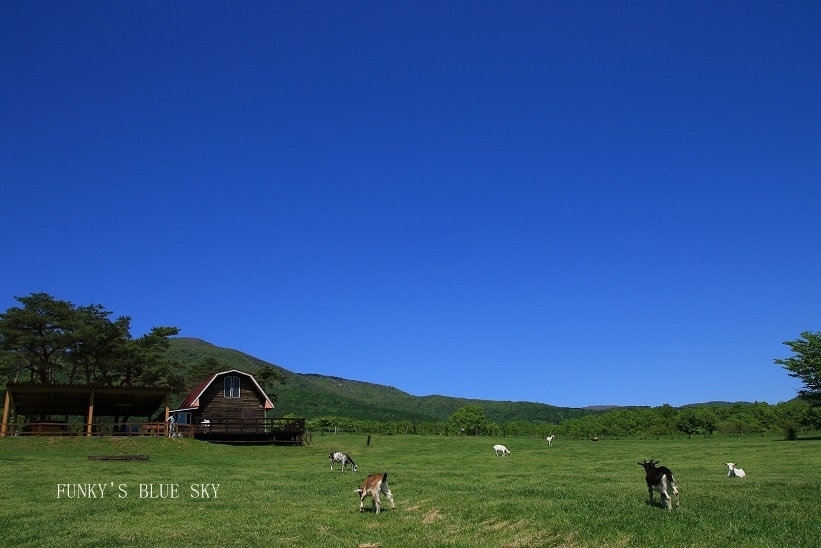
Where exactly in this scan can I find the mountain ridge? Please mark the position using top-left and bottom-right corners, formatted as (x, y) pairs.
(166, 337), (745, 422)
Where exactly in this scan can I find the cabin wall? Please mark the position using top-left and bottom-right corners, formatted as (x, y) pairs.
(195, 374), (267, 423)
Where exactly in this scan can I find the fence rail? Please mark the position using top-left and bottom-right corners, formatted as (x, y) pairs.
(5, 417), (306, 441)
(8, 421), (169, 437)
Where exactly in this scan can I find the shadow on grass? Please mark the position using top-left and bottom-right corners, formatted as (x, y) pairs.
(643, 499), (675, 510)
(359, 507), (395, 514)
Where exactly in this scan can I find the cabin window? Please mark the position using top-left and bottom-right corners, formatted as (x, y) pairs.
(176, 412), (191, 425)
(224, 375), (241, 398)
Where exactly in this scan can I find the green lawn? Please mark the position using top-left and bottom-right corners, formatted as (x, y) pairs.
(1, 434), (819, 547)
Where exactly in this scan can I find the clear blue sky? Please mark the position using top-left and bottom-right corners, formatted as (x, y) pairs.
(2, 2), (819, 408)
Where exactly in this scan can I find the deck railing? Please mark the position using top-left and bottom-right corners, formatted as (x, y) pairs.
(189, 417), (305, 435)
(9, 421), (170, 437)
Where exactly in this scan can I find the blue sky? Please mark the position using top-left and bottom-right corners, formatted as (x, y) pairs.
(2, 2), (819, 408)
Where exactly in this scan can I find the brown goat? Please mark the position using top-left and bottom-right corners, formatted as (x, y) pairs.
(355, 472), (395, 514)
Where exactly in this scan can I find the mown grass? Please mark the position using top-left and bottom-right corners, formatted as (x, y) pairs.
(1, 433), (819, 547)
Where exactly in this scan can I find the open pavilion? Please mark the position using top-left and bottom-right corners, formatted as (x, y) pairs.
(1, 382), (170, 437)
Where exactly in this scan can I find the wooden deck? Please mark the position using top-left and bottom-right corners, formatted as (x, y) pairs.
(188, 417), (306, 445)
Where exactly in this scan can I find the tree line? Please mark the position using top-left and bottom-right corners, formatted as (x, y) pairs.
(307, 399), (821, 439)
(308, 330), (821, 439)
(0, 293), (183, 390)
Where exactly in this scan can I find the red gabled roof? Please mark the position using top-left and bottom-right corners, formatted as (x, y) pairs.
(171, 369), (274, 412)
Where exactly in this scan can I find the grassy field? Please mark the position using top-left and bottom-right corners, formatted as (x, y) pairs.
(1, 433), (819, 547)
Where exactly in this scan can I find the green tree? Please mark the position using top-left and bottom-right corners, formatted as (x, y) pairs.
(184, 356), (226, 391)
(806, 406), (821, 430)
(116, 326), (181, 389)
(0, 293), (181, 391)
(449, 405), (488, 435)
(774, 399), (807, 440)
(647, 404), (678, 436)
(577, 413), (604, 439)
(254, 365), (287, 401)
(676, 408), (701, 439)
(775, 331), (821, 406)
(0, 293), (79, 383)
(561, 417), (585, 439)
(749, 402), (777, 433)
(695, 406), (718, 435)
(68, 305), (131, 386)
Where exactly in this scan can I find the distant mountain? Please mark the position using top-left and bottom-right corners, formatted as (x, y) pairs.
(679, 401), (754, 408)
(166, 337), (592, 423)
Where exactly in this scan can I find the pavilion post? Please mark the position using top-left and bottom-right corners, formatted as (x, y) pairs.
(1, 389), (11, 438)
(85, 389), (95, 437)
(164, 393), (170, 437)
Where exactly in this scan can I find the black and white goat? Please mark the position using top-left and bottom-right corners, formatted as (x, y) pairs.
(329, 451), (358, 472)
(355, 472), (395, 514)
(546, 434), (556, 446)
(638, 459), (680, 510)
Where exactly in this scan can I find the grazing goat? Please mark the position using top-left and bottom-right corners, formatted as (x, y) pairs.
(493, 444), (510, 456)
(329, 451), (357, 472)
(638, 459), (680, 510)
(546, 435), (556, 446)
(355, 472), (395, 514)
(725, 462), (746, 478)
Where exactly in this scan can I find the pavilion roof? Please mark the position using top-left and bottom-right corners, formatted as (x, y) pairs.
(4, 383), (170, 417)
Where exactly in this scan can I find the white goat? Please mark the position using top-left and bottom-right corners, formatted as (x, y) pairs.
(493, 444), (510, 456)
(725, 462), (746, 478)
(546, 434), (556, 446)
(355, 472), (395, 514)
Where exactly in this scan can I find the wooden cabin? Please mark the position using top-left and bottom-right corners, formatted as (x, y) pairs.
(170, 369), (304, 445)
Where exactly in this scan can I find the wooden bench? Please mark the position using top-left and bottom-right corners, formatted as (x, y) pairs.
(88, 454), (150, 461)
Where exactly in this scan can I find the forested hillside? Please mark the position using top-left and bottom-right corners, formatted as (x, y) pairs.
(166, 338), (821, 439)
(166, 337), (591, 424)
